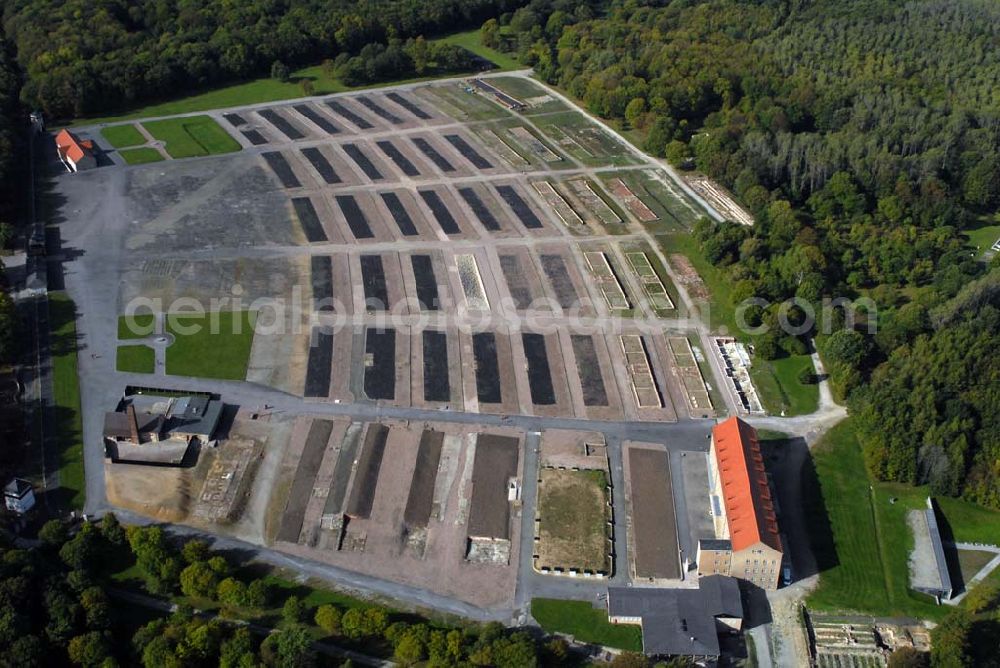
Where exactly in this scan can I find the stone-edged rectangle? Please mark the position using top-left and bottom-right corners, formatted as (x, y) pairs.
(376, 140), (420, 176)
(422, 330), (450, 402)
(310, 255), (334, 312)
(498, 254), (533, 310)
(419, 190), (460, 235)
(621, 335), (662, 408)
(444, 133), (493, 169)
(540, 254), (579, 309)
(259, 108), (305, 140)
(292, 197), (328, 242)
(324, 424), (363, 516)
(458, 187), (501, 232)
(325, 99), (373, 129)
(496, 185), (543, 229)
(522, 332), (556, 405)
(363, 328), (396, 400)
(468, 434), (519, 540)
(380, 192), (419, 236)
(334, 194), (374, 239)
(241, 129), (268, 145)
(223, 113), (247, 126)
(277, 418), (333, 542)
(304, 331), (333, 397)
(456, 254), (489, 310)
(345, 423), (389, 519)
(262, 151), (301, 188)
(342, 143), (383, 180)
(300, 147), (342, 184)
(360, 254), (389, 311)
(387, 91), (431, 120)
(571, 334), (609, 406)
(412, 137), (455, 172)
(472, 332), (502, 404)
(403, 429), (445, 528)
(356, 95), (402, 124)
(293, 104), (341, 134)
(410, 254), (440, 311)
(627, 447), (680, 579)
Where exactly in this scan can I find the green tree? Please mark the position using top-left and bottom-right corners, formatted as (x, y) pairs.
(282, 595), (306, 625)
(67, 631), (111, 666)
(481, 19), (500, 49)
(314, 604), (341, 635)
(930, 609), (972, 668)
(181, 540), (210, 564)
(888, 647), (929, 668)
(39, 520), (69, 547)
(179, 561), (220, 600)
(271, 61), (290, 82)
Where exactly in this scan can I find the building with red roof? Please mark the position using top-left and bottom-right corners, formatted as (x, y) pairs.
(697, 416), (784, 590)
(55, 129), (96, 172)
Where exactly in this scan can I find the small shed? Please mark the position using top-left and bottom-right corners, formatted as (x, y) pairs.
(4, 478), (36, 515)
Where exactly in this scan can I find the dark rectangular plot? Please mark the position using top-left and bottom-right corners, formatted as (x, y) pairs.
(422, 330), (450, 402)
(324, 425), (363, 516)
(380, 192), (418, 236)
(412, 137), (454, 172)
(345, 424), (389, 519)
(223, 113), (246, 126)
(522, 333), (556, 405)
(342, 143), (383, 180)
(571, 335), (608, 406)
(325, 99), (373, 129)
(262, 152), (301, 188)
(356, 95), (402, 124)
(376, 140), (419, 177)
(496, 185), (543, 229)
(403, 430), (444, 528)
(458, 187), (501, 231)
(472, 332), (502, 403)
(410, 255), (440, 311)
(259, 108), (305, 140)
(540, 254), (579, 308)
(304, 331), (333, 397)
(444, 134), (493, 169)
(468, 434), (519, 540)
(242, 129), (268, 145)
(334, 195), (374, 239)
(301, 147), (341, 184)
(387, 92), (431, 120)
(498, 255), (533, 309)
(364, 328), (396, 400)
(311, 256), (333, 312)
(418, 190), (460, 235)
(292, 197), (328, 242)
(360, 254), (388, 311)
(628, 448), (680, 579)
(293, 104), (340, 134)
(277, 418), (333, 542)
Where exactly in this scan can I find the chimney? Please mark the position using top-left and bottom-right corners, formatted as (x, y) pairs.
(126, 404), (140, 445)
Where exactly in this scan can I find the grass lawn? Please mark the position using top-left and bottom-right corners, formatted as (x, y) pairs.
(48, 293), (85, 511)
(750, 353), (819, 416)
(118, 313), (156, 339)
(436, 29), (522, 70)
(656, 231), (740, 336)
(963, 215), (1000, 257)
(116, 345), (155, 374)
(805, 419), (1000, 620)
(101, 123), (146, 148)
(119, 147), (165, 165)
(531, 598), (642, 651)
(142, 115), (241, 158)
(537, 469), (610, 572)
(164, 310), (255, 380)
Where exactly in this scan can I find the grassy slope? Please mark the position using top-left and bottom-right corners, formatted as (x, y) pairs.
(164, 310), (255, 380)
(101, 123), (146, 148)
(48, 293), (85, 510)
(531, 598), (642, 651)
(806, 419), (1000, 619)
(116, 345), (155, 373)
(70, 30), (520, 127)
(142, 116), (240, 158)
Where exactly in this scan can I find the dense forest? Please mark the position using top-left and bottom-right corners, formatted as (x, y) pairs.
(495, 0), (1000, 506)
(0, 0), (527, 117)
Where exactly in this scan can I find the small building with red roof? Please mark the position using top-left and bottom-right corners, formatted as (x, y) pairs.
(697, 416), (784, 590)
(55, 129), (96, 172)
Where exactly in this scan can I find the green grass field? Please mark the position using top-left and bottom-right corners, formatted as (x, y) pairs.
(118, 313), (156, 339)
(48, 293), (85, 511)
(656, 232), (740, 335)
(116, 345), (155, 374)
(101, 123), (146, 148)
(164, 310), (255, 380)
(751, 353), (819, 416)
(806, 419), (1000, 620)
(963, 216), (1000, 257)
(531, 599), (642, 651)
(142, 115), (241, 158)
(119, 147), (165, 165)
(436, 29), (522, 70)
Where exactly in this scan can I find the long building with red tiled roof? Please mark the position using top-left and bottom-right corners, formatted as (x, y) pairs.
(697, 416), (784, 590)
(55, 129), (96, 172)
